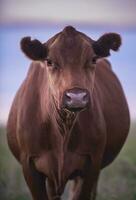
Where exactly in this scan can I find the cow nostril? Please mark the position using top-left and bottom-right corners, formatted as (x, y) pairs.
(65, 93), (72, 101)
(63, 88), (90, 112)
(83, 93), (89, 102)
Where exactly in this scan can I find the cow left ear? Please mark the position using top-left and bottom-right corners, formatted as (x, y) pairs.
(20, 37), (47, 60)
(93, 33), (121, 57)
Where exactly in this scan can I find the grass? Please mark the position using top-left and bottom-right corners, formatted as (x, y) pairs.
(0, 122), (136, 200)
(97, 121), (136, 200)
(0, 127), (30, 200)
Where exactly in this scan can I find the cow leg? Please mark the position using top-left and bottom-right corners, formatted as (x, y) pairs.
(22, 157), (48, 200)
(71, 160), (99, 200)
(76, 176), (98, 200)
(46, 178), (62, 200)
(79, 170), (99, 200)
(68, 177), (83, 200)
(68, 175), (98, 200)
(90, 179), (98, 200)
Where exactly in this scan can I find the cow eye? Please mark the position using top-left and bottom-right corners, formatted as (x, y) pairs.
(46, 58), (60, 71)
(92, 56), (98, 64)
(46, 58), (53, 66)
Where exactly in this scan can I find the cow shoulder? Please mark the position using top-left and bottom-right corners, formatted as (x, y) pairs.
(95, 58), (129, 130)
(19, 61), (45, 114)
(8, 61), (45, 127)
(95, 58), (130, 168)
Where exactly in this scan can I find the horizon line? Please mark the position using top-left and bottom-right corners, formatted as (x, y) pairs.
(0, 20), (136, 32)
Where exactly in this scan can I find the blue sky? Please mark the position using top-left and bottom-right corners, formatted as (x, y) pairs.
(0, 25), (136, 123)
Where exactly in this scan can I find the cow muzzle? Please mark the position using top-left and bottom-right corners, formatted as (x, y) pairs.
(62, 88), (90, 112)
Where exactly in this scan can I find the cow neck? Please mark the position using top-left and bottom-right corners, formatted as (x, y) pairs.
(59, 109), (76, 131)
(43, 87), (77, 141)
(58, 109), (78, 152)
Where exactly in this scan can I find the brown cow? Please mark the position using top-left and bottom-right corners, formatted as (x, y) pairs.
(7, 26), (130, 200)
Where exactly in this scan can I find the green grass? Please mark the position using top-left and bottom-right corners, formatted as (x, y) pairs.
(97, 121), (136, 200)
(0, 127), (30, 200)
(0, 122), (136, 200)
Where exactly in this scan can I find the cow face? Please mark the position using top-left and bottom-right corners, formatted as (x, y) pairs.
(21, 26), (121, 112)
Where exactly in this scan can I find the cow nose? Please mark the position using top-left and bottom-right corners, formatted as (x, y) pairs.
(63, 88), (90, 112)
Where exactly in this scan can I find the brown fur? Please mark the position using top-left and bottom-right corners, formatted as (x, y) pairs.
(7, 26), (130, 200)
(93, 33), (121, 57)
(21, 37), (47, 60)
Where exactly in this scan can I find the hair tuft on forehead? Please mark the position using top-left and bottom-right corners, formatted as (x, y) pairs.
(62, 26), (77, 36)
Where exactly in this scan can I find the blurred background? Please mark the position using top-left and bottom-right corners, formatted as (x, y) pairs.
(0, 0), (136, 199)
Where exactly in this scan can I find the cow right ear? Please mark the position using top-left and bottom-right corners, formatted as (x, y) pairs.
(20, 37), (47, 60)
(93, 33), (121, 57)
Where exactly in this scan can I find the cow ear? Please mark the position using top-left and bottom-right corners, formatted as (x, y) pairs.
(93, 33), (121, 57)
(20, 37), (47, 60)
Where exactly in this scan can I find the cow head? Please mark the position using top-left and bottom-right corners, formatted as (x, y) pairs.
(21, 26), (121, 113)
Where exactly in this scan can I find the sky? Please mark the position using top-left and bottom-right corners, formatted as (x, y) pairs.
(0, 0), (136, 124)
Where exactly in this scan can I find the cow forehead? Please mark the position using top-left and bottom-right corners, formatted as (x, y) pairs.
(48, 29), (94, 64)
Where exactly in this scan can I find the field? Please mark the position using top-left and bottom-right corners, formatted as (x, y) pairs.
(0, 122), (136, 200)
